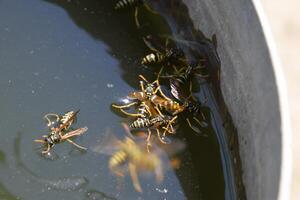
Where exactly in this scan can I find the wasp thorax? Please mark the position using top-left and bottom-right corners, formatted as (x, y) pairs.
(145, 84), (155, 97)
(48, 121), (60, 130)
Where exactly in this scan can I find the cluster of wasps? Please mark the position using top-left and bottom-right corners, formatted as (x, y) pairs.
(110, 0), (209, 193)
(34, 0), (209, 194)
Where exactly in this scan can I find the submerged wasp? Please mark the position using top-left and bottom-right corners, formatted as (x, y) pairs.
(35, 110), (88, 154)
(109, 136), (163, 193)
(93, 123), (185, 193)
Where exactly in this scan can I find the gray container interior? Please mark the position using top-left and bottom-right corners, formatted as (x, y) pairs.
(183, 0), (292, 199)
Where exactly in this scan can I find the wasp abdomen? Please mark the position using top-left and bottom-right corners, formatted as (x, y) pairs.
(60, 111), (77, 130)
(115, 0), (143, 10)
(109, 151), (127, 170)
(130, 118), (151, 129)
(141, 53), (165, 65)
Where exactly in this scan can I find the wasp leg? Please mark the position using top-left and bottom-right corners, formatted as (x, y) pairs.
(42, 144), (51, 154)
(118, 108), (144, 118)
(112, 101), (138, 109)
(143, 3), (159, 14)
(34, 139), (46, 143)
(139, 74), (149, 83)
(157, 65), (165, 79)
(156, 128), (168, 144)
(154, 106), (163, 116)
(193, 116), (208, 128)
(162, 116), (177, 136)
(134, 7), (141, 29)
(188, 82), (197, 101)
(44, 113), (60, 126)
(154, 162), (164, 183)
(142, 37), (160, 52)
(140, 81), (145, 93)
(153, 80), (172, 101)
(129, 162), (142, 193)
(146, 128), (152, 152)
(158, 74), (174, 79)
(66, 139), (87, 150)
(186, 118), (202, 134)
(194, 73), (209, 78)
(172, 65), (180, 73)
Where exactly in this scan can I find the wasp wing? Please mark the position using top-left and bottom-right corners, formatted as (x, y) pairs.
(128, 91), (145, 101)
(61, 126), (88, 139)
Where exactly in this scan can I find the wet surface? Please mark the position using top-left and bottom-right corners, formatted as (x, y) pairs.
(0, 0), (243, 199)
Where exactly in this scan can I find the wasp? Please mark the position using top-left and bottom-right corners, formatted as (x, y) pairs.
(112, 75), (184, 116)
(114, 0), (144, 10)
(167, 65), (208, 133)
(113, 95), (177, 150)
(109, 123), (163, 193)
(114, 0), (157, 29)
(141, 47), (185, 67)
(141, 35), (187, 71)
(35, 110), (88, 154)
(130, 111), (178, 151)
(92, 124), (185, 193)
(44, 110), (79, 132)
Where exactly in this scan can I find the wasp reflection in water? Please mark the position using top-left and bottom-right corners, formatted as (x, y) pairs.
(93, 123), (184, 193)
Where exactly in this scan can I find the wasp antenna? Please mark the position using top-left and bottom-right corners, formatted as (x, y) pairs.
(74, 109), (80, 115)
(121, 122), (135, 138)
(138, 74), (149, 83)
(34, 139), (46, 144)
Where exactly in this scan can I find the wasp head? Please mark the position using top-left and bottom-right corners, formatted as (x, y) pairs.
(145, 83), (156, 97)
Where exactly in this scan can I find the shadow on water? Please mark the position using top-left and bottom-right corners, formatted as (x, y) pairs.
(13, 132), (116, 199)
(14, 133), (89, 191)
(0, 150), (6, 164)
(0, 148), (17, 200)
(44, 0), (157, 88)
(0, 183), (19, 200)
(146, 0), (246, 199)
(41, 0), (246, 200)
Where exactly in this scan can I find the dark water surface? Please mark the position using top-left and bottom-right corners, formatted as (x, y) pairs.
(0, 0), (242, 199)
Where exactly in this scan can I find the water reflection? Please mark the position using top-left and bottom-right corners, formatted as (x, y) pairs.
(0, 150), (6, 164)
(14, 133), (89, 191)
(0, 182), (19, 200)
(85, 190), (117, 200)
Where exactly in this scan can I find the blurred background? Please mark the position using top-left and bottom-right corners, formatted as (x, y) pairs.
(260, 0), (300, 199)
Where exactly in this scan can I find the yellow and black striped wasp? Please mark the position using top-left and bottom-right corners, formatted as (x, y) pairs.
(92, 123), (185, 193)
(128, 102), (177, 151)
(109, 123), (164, 193)
(112, 74), (184, 115)
(34, 110), (88, 154)
(168, 65), (209, 134)
(141, 35), (187, 73)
